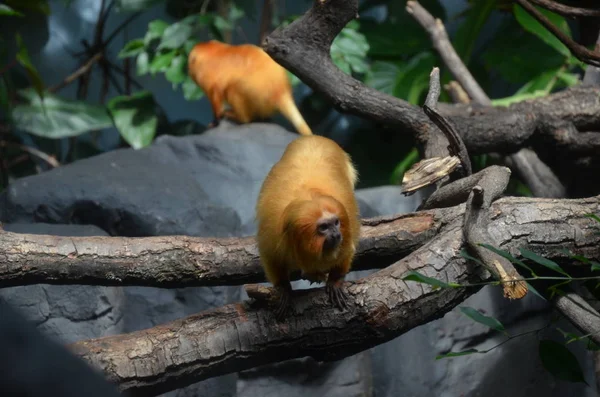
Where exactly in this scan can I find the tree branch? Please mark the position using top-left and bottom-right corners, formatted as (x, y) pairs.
(68, 196), (600, 396)
(0, 213), (435, 288)
(262, 0), (600, 176)
(515, 0), (600, 67)
(48, 52), (104, 93)
(552, 291), (600, 346)
(529, 0), (600, 18)
(406, 0), (565, 198)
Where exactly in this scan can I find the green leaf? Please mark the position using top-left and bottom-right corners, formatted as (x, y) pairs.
(452, 0), (496, 65)
(158, 21), (193, 50)
(556, 71), (580, 87)
(459, 306), (506, 333)
(390, 147), (419, 185)
(526, 282), (547, 301)
(4, 0), (50, 15)
(15, 34), (44, 99)
(119, 39), (145, 59)
(402, 270), (460, 289)
(144, 20), (169, 46)
(392, 52), (436, 105)
(459, 249), (484, 266)
(364, 61), (401, 96)
(181, 75), (204, 100)
(436, 349), (480, 360)
(514, 4), (571, 57)
(586, 214), (600, 224)
(136, 51), (150, 76)
(331, 23), (370, 76)
(149, 50), (176, 74)
(0, 78), (9, 115)
(12, 88), (112, 138)
(108, 91), (158, 150)
(478, 243), (536, 276)
(483, 18), (564, 85)
(539, 340), (587, 384)
(0, 4), (24, 16)
(165, 54), (187, 85)
(519, 247), (570, 277)
(115, 0), (162, 12)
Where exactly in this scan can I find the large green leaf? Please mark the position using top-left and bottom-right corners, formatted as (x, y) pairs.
(452, 0), (496, 65)
(149, 50), (176, 74)
(539, 340), (587, 384)
(115, 0), (162, 12)
(118, 38), (145, 59)
(331, 21), (370, 76)
(15, 34), (44, 99)
(12, 88), (113, 138)
(392, 51), (436, 104)
(519, 247), (570, 277)
(483, 18), (564, 84)
(107, 91), (158, 150)
(157, 19), (194, 50)
(514, 4), (571, 58)
(136, 51), (150, 76)
(4, 0), (50, 15)
(364, 61), (401, 96)
(0, 4), (24, 16)
(165, 54), (187, 85)
(181, 75), (204, 100)
(144, 20), (169, 46)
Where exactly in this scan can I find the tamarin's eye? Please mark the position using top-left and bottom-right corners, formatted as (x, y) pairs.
(318, 224), (328, 233)
(334, 219), (340, 227)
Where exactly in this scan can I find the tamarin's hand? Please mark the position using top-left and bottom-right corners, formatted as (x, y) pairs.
(255, 135), (360, 319)
(188, 40), (312, 136)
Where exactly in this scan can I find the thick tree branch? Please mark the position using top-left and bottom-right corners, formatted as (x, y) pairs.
(263, 0), (600, 177)
(0, 213), (436, 288)
(68, 196), (600, 396)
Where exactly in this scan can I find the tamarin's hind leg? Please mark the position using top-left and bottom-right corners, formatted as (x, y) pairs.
(207, 89), (225, 128)
(223, 85), (254, 124)
(326, 258), (352, 310)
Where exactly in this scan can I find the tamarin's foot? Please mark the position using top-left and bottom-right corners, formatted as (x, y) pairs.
(326, 279), (349, 310)
(274, 284), (292, 320)
(207, 118), (221, 129)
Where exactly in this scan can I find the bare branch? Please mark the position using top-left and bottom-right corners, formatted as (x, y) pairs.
(406, 1), (491, 106)
(406, 0), (565, 198)
(0, 213), (435, 288)
(48, 52), (104, 93)
(69, 196), (600, 396)
(529, 0), (600, 18)
(583, 30), (600, 86)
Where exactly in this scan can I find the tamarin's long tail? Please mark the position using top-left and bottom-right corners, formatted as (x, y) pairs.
(277, 93), (313, 136)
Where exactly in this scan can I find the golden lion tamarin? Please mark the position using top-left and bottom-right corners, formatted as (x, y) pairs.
(255, 135), (360, 318)
(187, 40), (312, 136)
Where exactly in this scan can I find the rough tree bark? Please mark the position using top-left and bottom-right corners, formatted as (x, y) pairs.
(0, 213), (433, 288)
(67, 196), (600, 396)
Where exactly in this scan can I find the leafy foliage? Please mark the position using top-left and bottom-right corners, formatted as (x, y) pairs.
(107, 91), (159, 149)
(12, 89), (113, 138)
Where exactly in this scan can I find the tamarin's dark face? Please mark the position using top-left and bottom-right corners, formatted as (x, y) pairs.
(317, 213), (342, 252)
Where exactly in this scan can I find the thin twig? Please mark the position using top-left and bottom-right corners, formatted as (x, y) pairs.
(48, 52), (103, 93)
(0, 141), (60, 168)
(259, 0), (275, 44)
(515, 0), (600, 67)
(529, 0), (600, 18)
(406, 1), (491, 106)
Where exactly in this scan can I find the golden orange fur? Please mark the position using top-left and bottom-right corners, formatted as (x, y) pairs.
(187, 40), (312, 136)
(255, 135), (360, 317)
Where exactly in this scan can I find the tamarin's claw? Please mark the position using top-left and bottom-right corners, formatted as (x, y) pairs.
(274, 284), (291, 320)
(326, 281), (349, 311)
